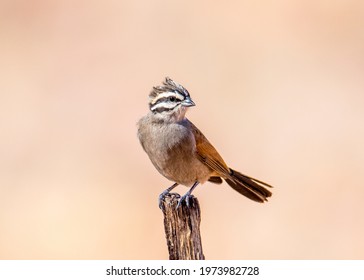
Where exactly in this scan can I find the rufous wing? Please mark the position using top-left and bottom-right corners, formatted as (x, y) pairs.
(190, 122), (230, 177)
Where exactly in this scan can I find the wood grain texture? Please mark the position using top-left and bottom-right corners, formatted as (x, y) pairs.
(160, 193), (205, 260)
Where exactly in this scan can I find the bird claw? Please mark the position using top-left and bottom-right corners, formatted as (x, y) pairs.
(158, 191), (169, 209)
(158, 183), (179, 209)
(176, 193), (192, 209)
(159, 182), (198, 209)
(159, 192), (181, 209)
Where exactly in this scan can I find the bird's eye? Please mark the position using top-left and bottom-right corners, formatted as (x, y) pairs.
(169, 96), (176, 102)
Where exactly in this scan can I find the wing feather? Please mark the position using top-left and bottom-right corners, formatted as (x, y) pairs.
(190, 122), (230, 177)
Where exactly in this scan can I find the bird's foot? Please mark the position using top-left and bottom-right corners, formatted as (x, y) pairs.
(176, 193), (193, 209)
(158, 183), (179, 209)
(176, 181), (199, 209)
(158, 190), (170, 209)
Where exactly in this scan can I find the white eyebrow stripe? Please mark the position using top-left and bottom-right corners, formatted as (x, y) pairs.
(150, 91), (185, 104)
(150, 101), (178, 111)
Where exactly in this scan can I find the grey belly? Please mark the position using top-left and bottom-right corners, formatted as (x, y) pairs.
(146, 137), (212, 186)
(159, 152), (211, 186)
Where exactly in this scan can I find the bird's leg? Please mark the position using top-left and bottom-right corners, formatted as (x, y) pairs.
(158, 183), (179, 209)
(177, 181), (200, 208)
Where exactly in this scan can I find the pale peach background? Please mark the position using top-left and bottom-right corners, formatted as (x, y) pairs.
(1, 0), (363, 259)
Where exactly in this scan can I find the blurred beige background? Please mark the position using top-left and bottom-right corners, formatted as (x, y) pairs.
(1, 0), (363, 259)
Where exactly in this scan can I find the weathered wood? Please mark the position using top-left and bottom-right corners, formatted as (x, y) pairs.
(160, 193), (205, 260)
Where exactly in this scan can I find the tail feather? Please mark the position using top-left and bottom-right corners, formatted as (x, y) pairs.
(225, 168), (273, 203)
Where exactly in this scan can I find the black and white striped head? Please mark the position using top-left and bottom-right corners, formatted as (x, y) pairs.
(149, 77), (195, 121)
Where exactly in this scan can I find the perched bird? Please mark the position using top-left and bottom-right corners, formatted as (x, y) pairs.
(137, 77), (272, 208)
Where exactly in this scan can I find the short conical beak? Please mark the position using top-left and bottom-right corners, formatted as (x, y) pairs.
(181, 97), (195, 107)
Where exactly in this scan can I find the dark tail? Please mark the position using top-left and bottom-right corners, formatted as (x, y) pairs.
(225, 168), (273, 203)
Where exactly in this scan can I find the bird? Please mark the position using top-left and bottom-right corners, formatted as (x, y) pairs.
(137, 77), (272, 208)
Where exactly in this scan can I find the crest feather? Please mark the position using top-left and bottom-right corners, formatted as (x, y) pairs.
(149, 77), (190, 104)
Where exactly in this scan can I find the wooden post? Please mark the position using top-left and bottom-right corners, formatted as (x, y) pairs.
(160, 193), (205, 260)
